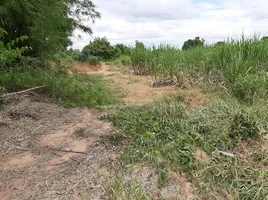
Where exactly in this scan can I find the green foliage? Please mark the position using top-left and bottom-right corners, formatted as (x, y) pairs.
(103, 101), (197, 174)
(182, 36), (205, 51)
(82, 37), (116, 60)
(0, 65), (117, 108)
(198, 154), (268, 200)
(0, 0), (100, 57)
(215, 41), (225, 47)
(54, 49), (101, 66)
(107, 55), (132, 66)
(252, 149), (268, 166)
(229, 110), (260, 140)
(0, 28), (31, 67)
(66, 49), (83, 61)
(131, 41), (151, 75)
(230, 74), (267, 103)
(114, 44), (132, 56)
(130, 35), (268, 103)
(87, 56), (100, 66)
(103, 95), (268, 198)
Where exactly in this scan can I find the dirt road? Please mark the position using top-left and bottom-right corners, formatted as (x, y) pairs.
(0, 64), (207, 199)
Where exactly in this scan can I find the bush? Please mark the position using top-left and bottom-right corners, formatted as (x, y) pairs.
(0, 28), (31, 68)
(82, 37), (116, 60)
(87, 56), (100, 66)
(229, 110), (260, 140)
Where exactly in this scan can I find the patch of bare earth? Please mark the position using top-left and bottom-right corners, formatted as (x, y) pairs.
(123, 165), (197, 199)
(0, 94), (122, 199)
(74, 64), (210, 107)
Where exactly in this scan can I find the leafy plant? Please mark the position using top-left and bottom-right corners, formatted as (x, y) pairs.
(229, 110), (260, 140)
(0, 0), (101, 57)
(82, 37), (116, 60)
(0, 28), (31, 67)
(87, 56), (100, 66)
(182, 36), (205, 51)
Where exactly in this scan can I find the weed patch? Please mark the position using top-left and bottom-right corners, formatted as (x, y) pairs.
(0, 66), (117, 108)
(103, 95), (268, 199)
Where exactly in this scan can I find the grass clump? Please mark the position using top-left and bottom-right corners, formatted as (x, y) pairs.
(0, 65), (117, 108)
(108, 179), (151, 200)
(198, 154), (268, 200)
(103, 94), (268, 199)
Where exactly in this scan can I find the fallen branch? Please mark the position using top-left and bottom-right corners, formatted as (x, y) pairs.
(0, 86), (45, 98)
(48, 147), (86, 154)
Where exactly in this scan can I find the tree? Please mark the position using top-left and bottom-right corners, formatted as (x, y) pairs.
(82, 37), (116, 60)
(0, 0), (100, 57)
(215, 41), (225, 47)
(135, 40), (145, 49)
(114, 44), (131, 55)
(261, 36), (268, 41)
(182, 37), (205, 51)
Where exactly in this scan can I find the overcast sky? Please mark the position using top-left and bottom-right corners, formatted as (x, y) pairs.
(71, 0), (268, 49)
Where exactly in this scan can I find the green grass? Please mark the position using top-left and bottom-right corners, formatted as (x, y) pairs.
(130, 36), (268, 103)
(0, 65), (117, 108)
(108, 179), (152, 200)
(103, 94), (268, 199)
(106, 55), (132, 67)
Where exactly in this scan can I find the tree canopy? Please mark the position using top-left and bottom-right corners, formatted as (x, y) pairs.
(0, 0), (100, 57)
(82, 37), (116, 60)
(182, 37), (205, 51)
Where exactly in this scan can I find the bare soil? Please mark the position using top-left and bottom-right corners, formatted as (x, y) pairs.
(0, 64), (209, 199)
(75, 64), (210, 107)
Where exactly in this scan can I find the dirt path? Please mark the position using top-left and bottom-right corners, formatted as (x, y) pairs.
(0, 94), (121, 199)
(0, 64), (208, 199)
(74, 63), (209, 107)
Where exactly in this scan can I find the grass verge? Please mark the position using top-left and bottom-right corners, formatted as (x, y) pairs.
(0, 65), (117, 108)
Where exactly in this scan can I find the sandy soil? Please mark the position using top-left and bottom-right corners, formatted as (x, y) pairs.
(74, 64), (210, 107)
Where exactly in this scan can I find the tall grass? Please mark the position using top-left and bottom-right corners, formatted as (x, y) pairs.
(0, 65), (117, 108)
(130, 36), (268, 102)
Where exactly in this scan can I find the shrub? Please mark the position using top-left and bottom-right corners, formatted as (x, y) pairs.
(82, 37), (116, 60)
(229, 110), (260, 140)
(87, 56), (100, 66)
(0, 28), (31, 68)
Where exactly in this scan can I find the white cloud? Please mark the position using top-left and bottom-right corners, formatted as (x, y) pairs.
(71, 0), (268, 49)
